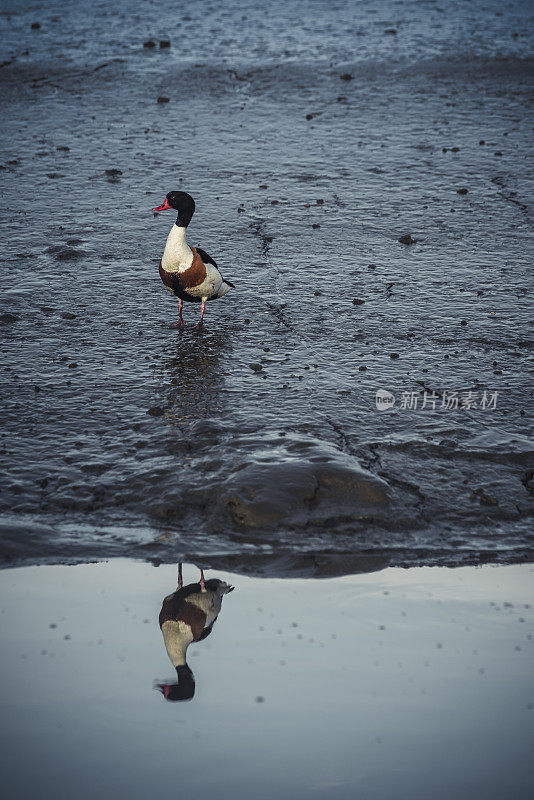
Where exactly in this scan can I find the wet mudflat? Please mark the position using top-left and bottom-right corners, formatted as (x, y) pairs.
(0, 560), (533, 799)
(0, 0), (533, 570)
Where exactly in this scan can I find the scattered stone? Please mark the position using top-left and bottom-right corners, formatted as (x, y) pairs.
(390, 353), (400, 359)
(384, 28), (397, 35)
(398, 234), (416, 245)
(157, 96), (170, 104)
(368, 263), (376, 269)
(159, 40), (171, 48)
(316, 199), (324, 204)
(31, 22), (41, 30)
(352, 298), (365, 305)
(143, 40), (156, 48)
(68, 362), (78, 369)
(147, 406), (164, 417)
(255, 696), (265, 703)
(314, 290), (322, 296)
(451, 146), (460, 152)
(56, 146), (70, 152)
(479, 140), (485, 145)
(259, 184), (268, 189)
(494, 151), (503, 156)
(460, 319), (467, 326)
(471, 488), (499, 506)
(358, 365), (367, 371)
(0, 313), (19, 324)
(105, 168), (122, 176)
(61, 312), (76, 320)
(250, 363), (263, 372)
(312, 223), (320, 229)
(340, 73), (353, 81)
(337, 96), (347, 102)
(305, 113), (314, 120)
(270, 199), (278, 205)
(456, 188), (468, 195)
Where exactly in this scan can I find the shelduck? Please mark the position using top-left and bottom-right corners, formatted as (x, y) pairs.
(153, 191), (234, 326)
(156, 563), (234, 702)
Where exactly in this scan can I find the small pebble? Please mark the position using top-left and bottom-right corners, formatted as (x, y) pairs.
(250, 363), (263, 372)
(159, 40), (171, 49)
(157, 96), (170, 104)
(456, 188), (468, 195)
(352, 298), (365, 305)
(147, 406), (164, 417)
(312, 223), (320, 229)
(398, 234), (416, 245)
(143, 40), (156, 48)
(390, 353), (399, 359)
(61, 312), (76, 320)
(340, 73), (353, 81)
(31, 22), (41, 30)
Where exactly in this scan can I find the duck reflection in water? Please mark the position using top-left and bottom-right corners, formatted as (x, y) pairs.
(156, 563), (234, 701)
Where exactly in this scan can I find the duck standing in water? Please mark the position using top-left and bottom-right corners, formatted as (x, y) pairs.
(153, 191), (234, 327)
(156, 563), (234, 701)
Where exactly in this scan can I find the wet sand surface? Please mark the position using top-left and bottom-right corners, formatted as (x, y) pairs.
(0, 561), (533, 799)
(1, 0), (533, 571)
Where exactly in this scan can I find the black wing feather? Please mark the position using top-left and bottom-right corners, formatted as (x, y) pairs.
(196, 246), (235, 288)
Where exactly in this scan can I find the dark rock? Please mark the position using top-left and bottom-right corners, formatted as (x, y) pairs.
(312, 223), (320, 229)
(390, 353), (400, 359)
(0, 313), (19, 324)
(159, 40), (171, 48)
(384, 28), (397, 34)
(305, 113), (314, 120)
(250, 363), (263, 372)
(105, 168), (122, 176)
(479, 140), (485, 145)
(451, 146), (460, 152)
(494, 151), (503, 156)
(56, 146), (70, 152)
(352, 298), (365, 305)
(337, 96), (347, 102)
(368, 264), (376, 269)
(358, 365), (367, 371)
(259, 184), (268, 189)
(143, 40), (156, 48)
(157, 96), (170, 104)
(31, 22), (41, 30)
(340, 73), (353, 81)
(147, 406), (164, 417)
(316, 199), (324, 204)
(314, 291), (322, 296)
(61, 312), (76, 320)
(456, 188), (468, 195)
(460, 320), (467, 326)
(398, 234), (416, 245)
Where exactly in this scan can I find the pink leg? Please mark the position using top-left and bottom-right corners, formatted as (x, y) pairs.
(178, 562), (183, 589)
(173, 299), (185, 328)
(199, 569), (205, 590)
(194, 300), (206, 328)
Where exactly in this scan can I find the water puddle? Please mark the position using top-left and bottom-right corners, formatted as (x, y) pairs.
(1, 561), (533, 799)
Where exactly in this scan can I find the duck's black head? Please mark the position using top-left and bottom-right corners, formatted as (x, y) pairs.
(153, 191), (195, 227)
(155, 664), (196, 702)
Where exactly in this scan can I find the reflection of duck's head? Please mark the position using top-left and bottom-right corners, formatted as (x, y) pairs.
(156, 664), (196, 702)
(157, 566), (234, 702)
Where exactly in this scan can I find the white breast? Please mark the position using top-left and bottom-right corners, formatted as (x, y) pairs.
(161, 225), (193, 273)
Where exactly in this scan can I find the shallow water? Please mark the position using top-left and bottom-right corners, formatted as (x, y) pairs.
(0, 0), (533, 572)
(0, 561), (533, 799)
